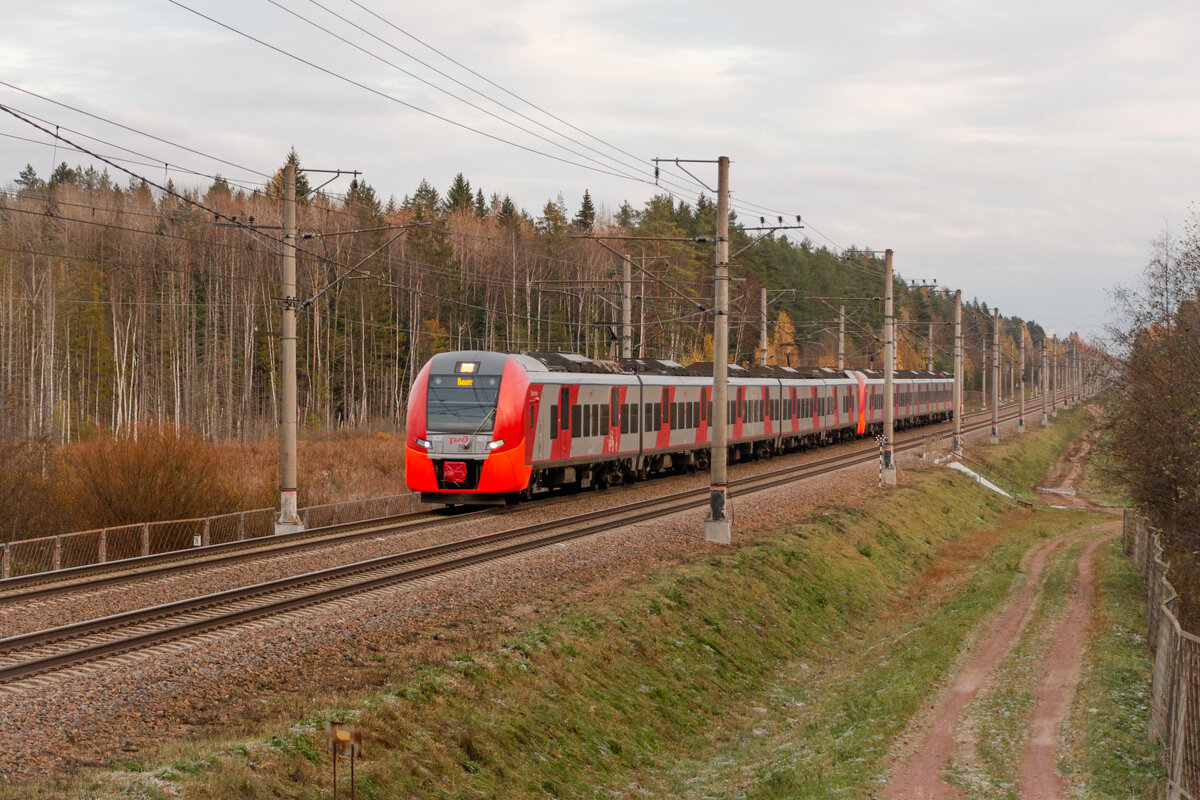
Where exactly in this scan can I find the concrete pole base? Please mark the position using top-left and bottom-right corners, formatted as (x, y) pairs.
(989, 426), (1000, 445)
(1041, 414), (1051, 427)
(704, 519), (731, 544)
(1018, 420), (1026, 434)
(276, 490), (304, 535)
(880, 466), (897, 486)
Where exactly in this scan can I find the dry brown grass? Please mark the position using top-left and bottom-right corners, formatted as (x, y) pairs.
(0, 429), (410, 543)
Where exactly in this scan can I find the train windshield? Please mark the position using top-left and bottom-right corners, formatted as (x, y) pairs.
(426, 374), (501, 434)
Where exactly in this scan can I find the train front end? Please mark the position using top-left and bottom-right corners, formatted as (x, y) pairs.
(405, 351), (533, 505)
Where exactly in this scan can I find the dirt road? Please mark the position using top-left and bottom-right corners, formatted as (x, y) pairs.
(885, 407), (1114, 799)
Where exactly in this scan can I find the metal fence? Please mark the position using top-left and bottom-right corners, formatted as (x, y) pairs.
(1124, 509), (1200, 800)
(1, 492), (427, 580)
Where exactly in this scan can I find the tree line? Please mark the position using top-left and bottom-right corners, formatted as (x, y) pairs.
(1103, 215), (1200, 628)
(1, 151), (1051, 444)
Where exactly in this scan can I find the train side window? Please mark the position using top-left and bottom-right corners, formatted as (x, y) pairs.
(550, 405), (558, 440)
(559, 388), (570, 429)
(620, 404), (629, 434)
(645, 404), (652, 431)
(692, 401), (699, 427)
(631, 405), (639, 433)
(654, 403), (662, 430)
(593, 404), (600, 433)
(582, 406), (590, 437)
(600, 403), (609, 432)
(571, 405), (581, 437)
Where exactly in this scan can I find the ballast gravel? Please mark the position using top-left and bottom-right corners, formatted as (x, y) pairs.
(0, 415), (1020, 781)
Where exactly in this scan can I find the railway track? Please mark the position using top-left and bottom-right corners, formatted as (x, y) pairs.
(0, 401), (1021, 607)
(0, 404), (1028, 686)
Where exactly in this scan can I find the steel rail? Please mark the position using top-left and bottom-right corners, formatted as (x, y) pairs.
(0, 404), (1004, 602)
(0, 405), (1023, 684)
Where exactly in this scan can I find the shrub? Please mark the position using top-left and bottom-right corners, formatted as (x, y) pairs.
(63, 425), (249, 528)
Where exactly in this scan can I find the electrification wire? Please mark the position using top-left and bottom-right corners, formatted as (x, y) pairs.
(0, 80), (270, 181)
(0, 103), (383, 282)
(166, 0), (651, 184)
(345, 0), (668, 178)
(266, 0), (651, 186)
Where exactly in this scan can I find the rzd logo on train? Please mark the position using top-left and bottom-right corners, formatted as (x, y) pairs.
(449, 436), (469, 445)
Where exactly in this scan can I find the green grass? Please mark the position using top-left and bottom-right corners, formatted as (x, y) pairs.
(10, 414), (1148, 800)
(1065, 540), (1164, 798)
(965, 404), (1094, 499)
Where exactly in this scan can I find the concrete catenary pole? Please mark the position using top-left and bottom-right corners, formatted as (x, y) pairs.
(621, 254), (633, 359)
(990, 307), (1000, 444)
(952, 289), (963, 456)
(1041, 338), (1051, 426)
(927, 321), (934, 371)
(1071, 341), (1078, 406)
(838, 305), (846, 371)
(881, 249), (897, 486)
(759, 287), (768, 367)
(981, 343), (988, 411)
(705, 156), (732, 544)
(1018, 326), (1026, 433)
(1051, 335), (1059, 417)
(277, 162), (303, 533)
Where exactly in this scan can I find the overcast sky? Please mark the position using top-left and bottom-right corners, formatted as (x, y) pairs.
(2, 0), (1197, 340)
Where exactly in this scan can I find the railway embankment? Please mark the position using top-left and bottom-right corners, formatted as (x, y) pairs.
(2, 404), (1160, 799)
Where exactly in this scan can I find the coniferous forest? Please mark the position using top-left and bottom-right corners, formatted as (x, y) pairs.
(1, 151), (1038, 445)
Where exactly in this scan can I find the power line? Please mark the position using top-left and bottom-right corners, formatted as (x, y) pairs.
(274, 0), (658, 186)
(166, 0), (648, 184)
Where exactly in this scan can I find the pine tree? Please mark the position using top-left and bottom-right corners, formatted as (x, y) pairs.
(498, 195), (518, 228)
(573, 189), (596, 231)
(15, 164), (43, 193)
(406, 180), (441, 222)
(474, 188), (487, 218)
(616, 201), (635, 228)
(266, 149), (312, 203)
(538, 194), (569, 236)
(49, 162), (77, 189)
(445, 173), (472, 214)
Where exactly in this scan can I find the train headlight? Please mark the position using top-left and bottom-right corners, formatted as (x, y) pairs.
(415, 438), (432, 449)
(487, 439), (505, 450)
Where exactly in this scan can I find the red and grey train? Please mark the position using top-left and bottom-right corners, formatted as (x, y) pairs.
(405, 350), (954, 505)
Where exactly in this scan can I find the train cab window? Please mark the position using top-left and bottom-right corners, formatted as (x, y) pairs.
(600, 404), (609, 432)
(571, 405), (581, 437)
